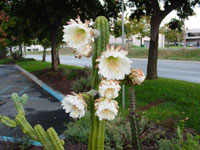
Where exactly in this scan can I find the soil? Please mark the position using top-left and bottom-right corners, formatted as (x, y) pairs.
(137, 99), (166, 111)
(32, 68), (89, 95)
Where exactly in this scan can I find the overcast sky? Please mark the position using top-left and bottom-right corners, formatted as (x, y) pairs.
(163, 7), (200, 29)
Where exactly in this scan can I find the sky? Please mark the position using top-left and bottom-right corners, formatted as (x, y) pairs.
(99, 0), (200, 29)
(163, 7), (200, 29)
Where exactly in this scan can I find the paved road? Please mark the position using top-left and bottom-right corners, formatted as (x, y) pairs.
(0, 65), (69, 138)
(26, 54), (200, 83)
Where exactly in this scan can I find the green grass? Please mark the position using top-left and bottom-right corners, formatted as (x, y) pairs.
(116, 78), (200, 133)
(128, 47), (200, 61)
(27, 47), (74, 55)
(3, 58), (200, 133)
(16, 60), (82, 72)
(28, 46), (200, 61)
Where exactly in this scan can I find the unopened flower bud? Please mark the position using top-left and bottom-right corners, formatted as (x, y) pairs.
(129, 69), (145, 85)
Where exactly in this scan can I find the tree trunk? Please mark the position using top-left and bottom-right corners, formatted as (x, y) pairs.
(146, 18), (160, 79)
(50, 28), (58, 71)
(140, 38), (142, 47)
(42, 46), (46, 62)
(178, 33), (181, 47)
(57, 49), (60, 65)
(19, 45), (23, 58)
(9, 46), (13, 57)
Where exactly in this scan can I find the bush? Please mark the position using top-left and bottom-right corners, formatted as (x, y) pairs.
(64, 113), (90, 144)
(12, 50), (22, 60)
(158, 120), (200, 150)
(64, 115), (132, 149)
(0, 47), (8, 59)
(62, 68), (78, 80)
(104, 117), (132, 150)
(70, 76), (92, 93)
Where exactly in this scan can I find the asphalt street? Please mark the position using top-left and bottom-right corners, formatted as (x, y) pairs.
(26, 54), (200, 84)
(0, 65), (70, 138)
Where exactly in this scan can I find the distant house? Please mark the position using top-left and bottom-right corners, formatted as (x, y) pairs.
(109, 34), (165, 48)
(26, 45), (51, 52)
(185, 29), (200, 47)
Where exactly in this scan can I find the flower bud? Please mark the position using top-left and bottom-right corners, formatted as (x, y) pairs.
(129, 69), (145, 85)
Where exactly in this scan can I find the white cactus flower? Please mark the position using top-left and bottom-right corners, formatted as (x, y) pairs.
(61, 92), (87, 119)
(63, 17), (91, 50)
(129, 68), (145, 85)
(73, 41), (93, 58)
(98, 79), (121, 99)
(95, 98), (119, 121)
(96, 45), (132, 80)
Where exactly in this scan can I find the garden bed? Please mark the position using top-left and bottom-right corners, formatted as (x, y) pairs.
(0, 140), (87, 150)
(1, 60), (200, 149)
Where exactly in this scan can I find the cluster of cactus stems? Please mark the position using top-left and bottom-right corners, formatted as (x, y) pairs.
(129, 87), (142, 150)
(88, 16), (109, 150)
(0, 93), (65, 150)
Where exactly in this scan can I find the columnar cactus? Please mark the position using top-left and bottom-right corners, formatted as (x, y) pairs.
(0, 93), (64, 150)
(88, 16), (109, 150)
(129, 87), (141, 150)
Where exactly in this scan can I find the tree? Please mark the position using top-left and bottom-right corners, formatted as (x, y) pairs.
(128, 0), (200, 79)
(112, 19), (135, 39)
(168, 18), (184, 46)
(132, 17), (150, 46)
(1, 1), (34, 59)
(5, 0), (121, 71)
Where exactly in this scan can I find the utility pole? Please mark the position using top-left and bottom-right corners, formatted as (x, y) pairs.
(182, 19), (186, 48)
(122, 0), (125, 109)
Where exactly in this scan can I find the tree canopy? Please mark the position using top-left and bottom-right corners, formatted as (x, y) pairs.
(127, 0), (200, 79)
(2, 0), (121, 70)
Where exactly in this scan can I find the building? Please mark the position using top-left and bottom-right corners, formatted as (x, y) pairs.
(26, 45), (51, 52)
(185, 29), (200, 47)
(109, 34), (165, 48)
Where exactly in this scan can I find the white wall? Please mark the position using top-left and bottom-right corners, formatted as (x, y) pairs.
(109, 34), (165, 48)
(26, 45), (51, 52)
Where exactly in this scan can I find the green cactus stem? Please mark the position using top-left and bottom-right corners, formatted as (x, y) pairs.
(88, 16), (109, 150)
(0, 93), (64, 150)
(129, 87), (142, 150)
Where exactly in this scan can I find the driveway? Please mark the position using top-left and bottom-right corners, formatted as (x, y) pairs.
(26, 54), (200, 83)
(0, 65), (69, 138)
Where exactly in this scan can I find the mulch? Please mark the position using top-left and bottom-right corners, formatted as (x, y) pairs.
(32, 68), (87, 95)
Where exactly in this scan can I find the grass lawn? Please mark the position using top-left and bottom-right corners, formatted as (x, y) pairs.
(128, 46), (200, 61)
(2, 60), (200, 133)
(16, 60), (82, 72)
(28, 46), (200, 61)
(116, 78), (200, 133)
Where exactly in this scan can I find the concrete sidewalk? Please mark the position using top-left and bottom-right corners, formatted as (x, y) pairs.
(0, 65), (70, 138)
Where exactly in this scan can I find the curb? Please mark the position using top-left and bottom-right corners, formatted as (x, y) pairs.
(0, 136), (42, 147)
(15, 65), (65, 101)
(0, 65), (66, 147)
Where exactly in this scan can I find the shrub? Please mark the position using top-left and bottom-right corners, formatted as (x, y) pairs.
(158, 120), (200, 150)
(12, 50), (22, 60)
(64, 113), (90, 144)
(70, 76), (91, 93)
(0, 47), (8, 59)
(63, 68), (78, 80)
(64, 115), (134, 150)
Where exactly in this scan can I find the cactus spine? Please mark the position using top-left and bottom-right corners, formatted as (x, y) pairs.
(0, 93), (64, 150)
(89, 16), (109, 150)
(129, 87), (142, 150)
